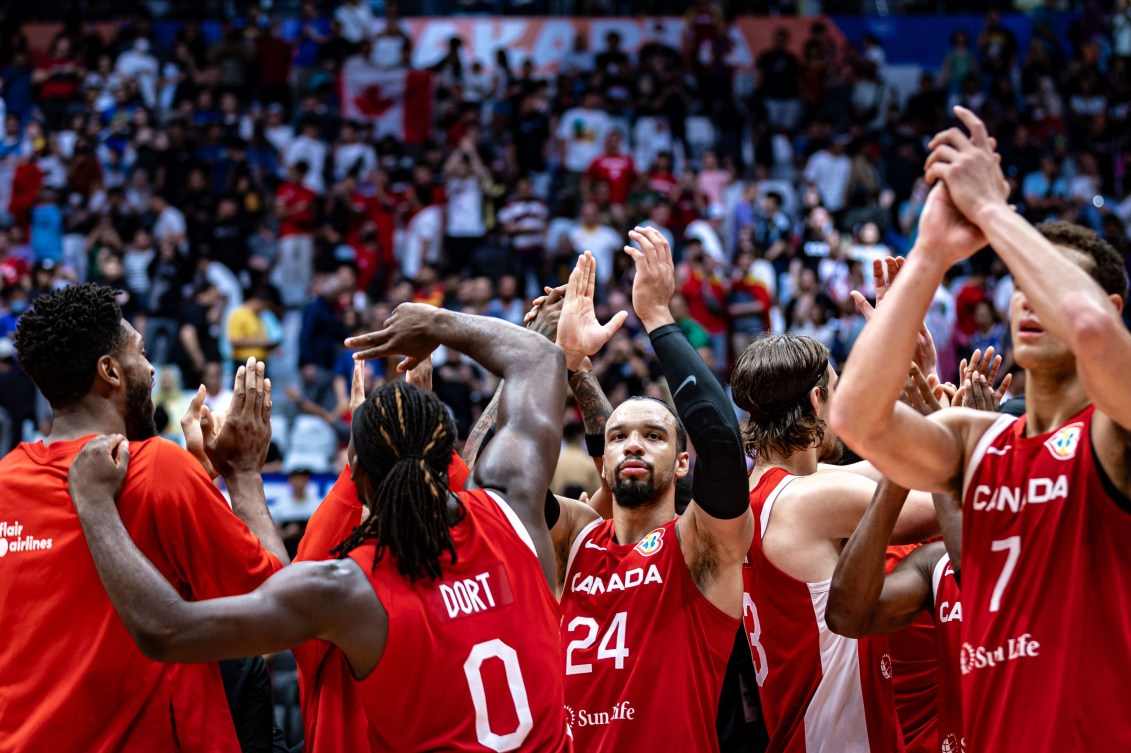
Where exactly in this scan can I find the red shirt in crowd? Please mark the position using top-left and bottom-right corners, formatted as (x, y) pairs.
(681, 267), (729, 336)
(586, 152), (636, 205)
(277, 181), (317, 237)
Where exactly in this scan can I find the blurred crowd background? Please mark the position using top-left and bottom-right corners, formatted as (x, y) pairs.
(1, 1), (1130, 538)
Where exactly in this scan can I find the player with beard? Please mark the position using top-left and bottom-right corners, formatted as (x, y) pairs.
(729, 333), (939, 753)
(550, 230), (754, 752)
(832, 107), (1131, 752)
(0, 283), (286, 752)
(65, 302), (573, 752)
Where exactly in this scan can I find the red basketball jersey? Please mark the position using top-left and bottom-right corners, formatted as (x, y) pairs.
(347, 488), (571, 752)
(885, 544), (940, 753)
(744, 468), (904, 753)
(560, 517), (737, 752)
(961, 406), (1131, 752)
(930, 554), (963, 753)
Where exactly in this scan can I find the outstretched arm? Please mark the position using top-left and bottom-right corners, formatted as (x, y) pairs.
(929, 106), (1131, 445)
(68, 437), (381, 670)
(347, 304), (567, 585)
(827, 478), (940, 637)
(830, 182), (999, 492)
(627, 227), (753, 614)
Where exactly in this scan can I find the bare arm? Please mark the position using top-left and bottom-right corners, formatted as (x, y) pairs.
(831, 186), (989, 491)
(800, 470), (940, 545)
(68, 437), (382, 670)
(827, 479), (940, 637)
(348, 305), (567, 585)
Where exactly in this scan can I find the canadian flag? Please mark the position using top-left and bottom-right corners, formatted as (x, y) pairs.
(340, 58), (432, 144)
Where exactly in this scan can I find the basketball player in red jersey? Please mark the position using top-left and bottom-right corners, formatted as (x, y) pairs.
(0, 284), (284, 753)
(68, 304), (573, 753)
(827, 479), (964, 753)
(548, 229), (754, 753)
(728, 334), (939, 753)
(832, 106), (1131, 752)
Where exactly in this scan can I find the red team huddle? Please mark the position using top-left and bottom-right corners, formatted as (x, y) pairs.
(0, 106), (1129, 753)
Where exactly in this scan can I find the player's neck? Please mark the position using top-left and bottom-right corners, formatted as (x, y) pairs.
(44, 399), (128, 445)
(612, 496), (676, 546)
(1023, 369), (1090, 436)
(753, 446), (818, 479)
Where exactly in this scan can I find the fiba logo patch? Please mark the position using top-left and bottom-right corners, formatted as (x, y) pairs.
(879, 654), (892, 679)
(1044, 423), (1083, 461)
(634, 529), (664, 557)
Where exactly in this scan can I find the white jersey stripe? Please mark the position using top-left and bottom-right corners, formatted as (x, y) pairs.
(564, 518), (604, 583)
(963, 414), (1016, 500)
(932, 553), (951, 602)
(485, 490), (538, 557)
(759, 473), (797, 541)
(805, 582), (872, 752)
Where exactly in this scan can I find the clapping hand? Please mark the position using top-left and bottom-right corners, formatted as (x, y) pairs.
(625, 227), (676, 332)
(556, 251), (628, 371)
(203, 358), (273, 478)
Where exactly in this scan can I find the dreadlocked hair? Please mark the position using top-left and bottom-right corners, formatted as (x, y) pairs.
(14, 283), (127, 408)
(333, 381), (461, 582)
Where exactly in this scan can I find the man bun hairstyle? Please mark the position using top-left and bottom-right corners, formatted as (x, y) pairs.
(1036, 220), (1128, 299)
(334, 381), (460, 582)
(14, 284), (127, 408)
(731, 334), (830, 460)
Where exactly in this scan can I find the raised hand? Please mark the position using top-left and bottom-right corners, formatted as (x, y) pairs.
(524, 284), (568, 341)
(403, 352), (434, 391)
(204, 358), (273, 478)
(347, 302), (441, 370)
(626, 226), (677, 331)
(901, 363), (945, 416)
(69, 434), (130, 515)
(349, 357), (367, 415)
(556, 251), (628, 370)
(850, 257), (904, 320)
(924, 107), (1011, 228)
(954, 347), (1012, 412)
(181, 385), (218, 479)
(850, 256), (938, 377)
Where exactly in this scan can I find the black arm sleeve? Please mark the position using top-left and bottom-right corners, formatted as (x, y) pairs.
(649, 323), (749, 520)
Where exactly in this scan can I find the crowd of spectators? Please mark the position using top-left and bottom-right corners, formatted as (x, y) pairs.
(1, 2), (1130, 512)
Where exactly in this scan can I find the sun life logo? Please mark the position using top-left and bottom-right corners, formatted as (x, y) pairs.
(1044, 423), (1083, 461)
(564, 705), (576, 728)
(634, 528), (664, 557)
(941, 733), (962, 753)
(880, 654), (893, 679)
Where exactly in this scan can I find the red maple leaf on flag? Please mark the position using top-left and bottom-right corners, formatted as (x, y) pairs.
(353, 84), (396, 118)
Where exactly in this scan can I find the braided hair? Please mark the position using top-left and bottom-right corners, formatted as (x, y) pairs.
(333, 381), (462, 582)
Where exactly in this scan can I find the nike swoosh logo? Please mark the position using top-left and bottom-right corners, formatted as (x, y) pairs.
(584, 541), (607, 551)
(673, 375), (696, 397)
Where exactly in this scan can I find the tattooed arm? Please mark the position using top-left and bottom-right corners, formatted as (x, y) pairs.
(464, 284), (569, 469)
(462, 388), (501, 469)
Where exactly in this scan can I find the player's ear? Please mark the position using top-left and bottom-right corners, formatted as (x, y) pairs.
(674, 451), (691, 478)
(1110, 294), (1124, 315)
(96, 354), (124, 391)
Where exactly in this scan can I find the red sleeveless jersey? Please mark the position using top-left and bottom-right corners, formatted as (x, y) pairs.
(345, 488), (570, 752)
(930, 554), (963, 753)
(292, 452), (472, 753)
(961, 406), (1131, 752)
(885, 545), (940, 753)
(560, 517), (737, 752)
(744, 468), (904, 753)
